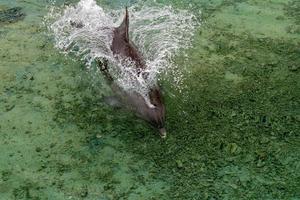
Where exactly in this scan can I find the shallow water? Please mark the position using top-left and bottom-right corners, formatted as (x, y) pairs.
(0, 0), (299, 199)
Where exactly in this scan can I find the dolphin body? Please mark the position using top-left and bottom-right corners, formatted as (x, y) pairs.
(98, 8), (166, 138)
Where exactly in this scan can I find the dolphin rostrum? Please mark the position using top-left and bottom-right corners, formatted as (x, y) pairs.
(97, 7), (166, 138)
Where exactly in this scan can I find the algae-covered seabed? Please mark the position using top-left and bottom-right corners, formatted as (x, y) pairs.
(0, 0), (299, 199)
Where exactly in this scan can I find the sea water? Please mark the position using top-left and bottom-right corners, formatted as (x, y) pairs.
(0, 0), (299, 199)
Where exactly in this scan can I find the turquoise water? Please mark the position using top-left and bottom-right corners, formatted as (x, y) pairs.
(0, 0), (299, 199)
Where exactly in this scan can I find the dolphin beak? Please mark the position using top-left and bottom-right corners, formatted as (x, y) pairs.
(159, 128), (167, 139)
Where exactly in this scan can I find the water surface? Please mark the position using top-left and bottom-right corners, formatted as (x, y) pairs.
(0, 0), (299, 199)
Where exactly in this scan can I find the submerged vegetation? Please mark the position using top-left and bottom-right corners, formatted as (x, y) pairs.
(0, 7), (25, 24)
(0, 0), (299, 199)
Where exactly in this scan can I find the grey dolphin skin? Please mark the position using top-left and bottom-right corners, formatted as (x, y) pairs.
(97, 7), (166, 138)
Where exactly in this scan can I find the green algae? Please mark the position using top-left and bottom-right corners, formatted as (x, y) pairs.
(0, 0), (299, 199)
(0, 7), (25, 23)
(285, 0), (300, 25)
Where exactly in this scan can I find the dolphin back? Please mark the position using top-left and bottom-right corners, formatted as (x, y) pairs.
(111, 7), (146, 69)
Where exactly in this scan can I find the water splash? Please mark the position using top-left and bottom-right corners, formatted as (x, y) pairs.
(46, 0), (199, 98)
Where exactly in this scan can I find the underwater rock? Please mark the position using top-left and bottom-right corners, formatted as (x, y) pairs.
(275, 16), (285, 20)
(35, 147), (42, 152)
(0, 7), (25, 23)
(1, 170), (12, 181)
(79, 185), (88, 197)
(5, 104), (15, 112)
(29, 75), (34, 81)
(228, 143), (239, 154)
(176, 160), (183, 169)
(285, 25), (300, 34)
(288, 65), (299, 72)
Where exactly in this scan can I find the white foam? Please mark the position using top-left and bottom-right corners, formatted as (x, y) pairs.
(46, 0), (199, 99)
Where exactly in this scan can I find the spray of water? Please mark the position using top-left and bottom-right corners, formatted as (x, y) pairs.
(46, 0), (199, 100)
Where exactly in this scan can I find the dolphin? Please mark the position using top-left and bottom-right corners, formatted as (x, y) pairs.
(97, 7), (166, 138)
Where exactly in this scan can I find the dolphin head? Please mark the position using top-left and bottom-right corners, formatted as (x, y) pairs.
(145, 88), (166, 138)
(125, 86), (166, 138)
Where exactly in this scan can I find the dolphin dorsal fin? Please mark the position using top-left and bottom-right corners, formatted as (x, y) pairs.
(118, 7), (129, 42)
